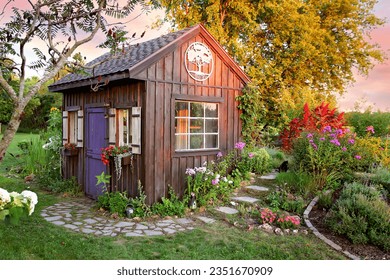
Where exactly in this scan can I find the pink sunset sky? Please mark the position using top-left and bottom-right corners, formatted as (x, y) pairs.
(2, 0), (389, 112)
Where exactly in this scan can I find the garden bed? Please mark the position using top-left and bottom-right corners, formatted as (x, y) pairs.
(309, 205), (389, 260)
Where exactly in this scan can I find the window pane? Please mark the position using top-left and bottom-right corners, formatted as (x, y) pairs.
(190, 102), (204, 118)
(190, 119), (203, 133)
(123, 109), (128, 145)
(190, 135), (203, 149)
(175, 135), (188, 150)
(175, 118), (188, 134)
(205, 135), (218, 149)
(205, 103), (218, 118)
(175, 102), (188, 117)
(205, 119), (218, 133)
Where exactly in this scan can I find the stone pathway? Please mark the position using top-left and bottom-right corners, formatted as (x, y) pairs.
(41, 199), (196, 237)
(41, 172), (276, 237)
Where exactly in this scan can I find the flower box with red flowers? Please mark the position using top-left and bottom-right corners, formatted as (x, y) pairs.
(63, 143), (79, 156)
(100, 145), (132, 165)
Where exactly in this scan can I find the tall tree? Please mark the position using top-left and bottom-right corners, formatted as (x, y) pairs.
(160, 0), (386, 129)
(0, 0), (151, 162)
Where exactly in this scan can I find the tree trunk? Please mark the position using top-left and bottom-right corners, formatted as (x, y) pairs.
(0, 102), (25, 162)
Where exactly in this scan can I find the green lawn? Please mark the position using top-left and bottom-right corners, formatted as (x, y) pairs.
(0, 134), (346, 260)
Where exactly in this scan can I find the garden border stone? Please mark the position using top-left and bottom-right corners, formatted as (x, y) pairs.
(303, 195), (360, 260)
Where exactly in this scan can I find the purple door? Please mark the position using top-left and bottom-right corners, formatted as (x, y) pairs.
(85, 107), (107, 199)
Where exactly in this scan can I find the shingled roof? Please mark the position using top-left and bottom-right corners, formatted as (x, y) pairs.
(49, 24), (249, 91)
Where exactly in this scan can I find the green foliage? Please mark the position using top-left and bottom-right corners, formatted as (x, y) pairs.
(151, 187), (187, 217)
(265, 147), (287, 169)
(247, 147), (272, 175)
(371, 167), (390, 196)
(161, 0), (385, 130)
(266, 190), (306, 215)
(345, 111), (390, 138)
(275, 171), (316, 199)
(128, 182), (152, 218)
(317, 191), (334, 211)
(290, 129), (359, 190)
(326, 182), (390, 251)
(98, 191), (129, 217)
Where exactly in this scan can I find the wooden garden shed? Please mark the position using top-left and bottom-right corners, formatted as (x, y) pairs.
(49, 24), (250, 204)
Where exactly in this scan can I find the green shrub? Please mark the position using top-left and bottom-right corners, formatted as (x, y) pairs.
(151, 187), (187, 217)
(128, 182), (152, 218)
(326, 182), (390, 251)
(265, 147), (287, 169)
(266, 190), (306, 214)
(345, 111), (390, 138)
(371, 167), (390, 199)
(275, 171), (316, 198)
(97, 191), (129, 217)
(249, 147), (272, 174)
(317, 190), (334, 210)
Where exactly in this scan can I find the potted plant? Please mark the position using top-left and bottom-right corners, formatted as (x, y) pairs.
(63, 143), (78, 156)
(100, 145), (132, 179)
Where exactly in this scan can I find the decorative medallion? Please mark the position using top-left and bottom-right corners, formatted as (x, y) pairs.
(184, 42), (214, 81)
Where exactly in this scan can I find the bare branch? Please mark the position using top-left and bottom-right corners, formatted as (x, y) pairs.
(0, 0), (14, 20)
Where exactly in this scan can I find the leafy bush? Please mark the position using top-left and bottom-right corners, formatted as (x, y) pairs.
(371, 167), (390, 197)
(317, 190), (334, 210)
(151, 187), (187, 217)
(280, 102), (346, 151)
(275, 171), (316, 198)
(98, 191), (129, 217)
(248, 147), (272, 174)
(266, 190), (306, 214)
(326, 182), (390, 251)
(265, 147), (287, 170)
(345, 111), (390, 138)
(290, 128), (361, 190)
(128, 182), (152, 218)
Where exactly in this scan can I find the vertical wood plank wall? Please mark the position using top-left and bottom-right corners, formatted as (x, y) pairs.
(134, 34), (245, 204)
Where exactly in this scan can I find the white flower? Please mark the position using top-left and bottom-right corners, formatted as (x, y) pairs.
(21, 190), (38, 216)
(185, 168), (196, 176)
(0, 188), (11, 209)
(228, 180), (233, 184)
(21, 190), (38, 206)
(216, 174), (221, 179)
(222, 177), (228, 182)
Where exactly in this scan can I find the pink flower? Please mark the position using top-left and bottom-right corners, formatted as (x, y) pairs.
(322, 126), (332, 133)
(216, 152), (223, 158)
(348, 139), (355, 145)
(366, 126), (375, 134)
(234, 142), (246, 150)
(319, 137), (325, 141)
(330, 139), (341, 146)
(211, 178), (219, 185)
(306, 133), (313, 139)
(355, 155), (362, 160)
(342, 146), (347, 152)
(248, 153), (254, 158)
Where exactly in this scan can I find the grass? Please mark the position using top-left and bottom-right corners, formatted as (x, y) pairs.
(0, 133), (346, 260)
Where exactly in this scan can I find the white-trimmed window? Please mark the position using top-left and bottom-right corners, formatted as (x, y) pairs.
(62, 109), (83, 147)
(117, 109), (131, 146)
(68, 111), (78, 144)
(175, 101), (219, 151)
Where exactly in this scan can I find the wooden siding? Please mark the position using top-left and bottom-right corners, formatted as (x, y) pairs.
(135, 34), (245, 204)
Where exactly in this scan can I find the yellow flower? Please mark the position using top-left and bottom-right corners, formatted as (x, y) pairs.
(50, 107), (59, 112)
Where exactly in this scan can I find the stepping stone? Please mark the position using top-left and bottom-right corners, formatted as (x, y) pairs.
(175, 218), (193, 225)
(215, 206), (239, 215)
(260, 173), (277, 180)
(231, 196), (259, 204)
(81, 228), (96, 234)
(246, 185), (269, 192)
(196, 216), (216, 224)
(84, 218), (98, 224)
(163, 228), (177, 234)
(45, 216), (62, 222)
(64, 224), (78, 230)
(114, 221), (135, 228)
(52, 220), (65, 226)
(125, 232), (143, 237)
(144, 230), (164, 236)
(135, 224), (148, 230)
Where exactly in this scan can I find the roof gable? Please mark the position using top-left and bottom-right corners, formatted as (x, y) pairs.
(49, 24), (250, 91)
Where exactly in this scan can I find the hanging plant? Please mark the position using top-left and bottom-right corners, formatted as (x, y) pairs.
(100, 145), (132, 180)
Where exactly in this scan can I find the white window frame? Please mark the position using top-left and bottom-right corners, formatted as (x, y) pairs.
(175, 101), (219, 151)
(117, 109), (131, 146)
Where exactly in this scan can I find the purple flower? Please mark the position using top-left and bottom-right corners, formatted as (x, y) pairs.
(211, 178), (219, 185)
(185, 168), (196, 176)
(217, 152), (223, 158)
(355, 155), (362, 160)
(234, 142), (246, 150)
(306, 133), (313, 139)
(342, 147), (347, 152)
(329, 133), (336, 138)
(319, 137), (325, 141)
(322, 126), (332, 133)
(336, 129), (344, 135)
(348, 139), (355, 145)
(330, 139), (341, 146)
(248, 153), (254, 158)
(311, 143), (318, 150)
